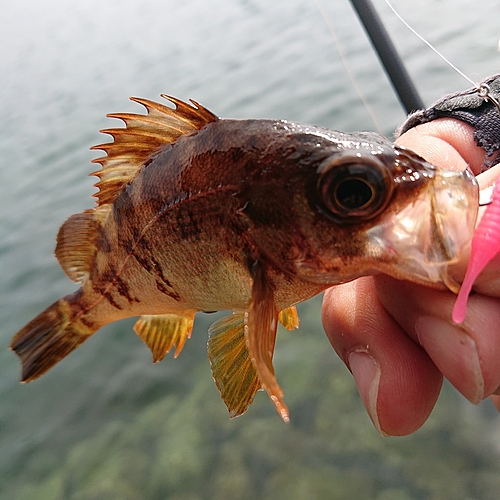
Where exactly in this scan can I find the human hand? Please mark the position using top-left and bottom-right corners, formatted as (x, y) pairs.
(322, 118), (500, 436)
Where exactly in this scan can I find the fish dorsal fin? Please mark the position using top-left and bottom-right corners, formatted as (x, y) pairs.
(134, 312), (195, 362)
(207, 313), (262, 418)
(90, 95), (218, 206)
(55, 205), (110, 283)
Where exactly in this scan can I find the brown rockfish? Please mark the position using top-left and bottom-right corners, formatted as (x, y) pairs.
(11, 96), (478, 422)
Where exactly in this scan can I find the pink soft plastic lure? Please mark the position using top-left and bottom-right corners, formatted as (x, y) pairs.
(453, 180), (500, 323)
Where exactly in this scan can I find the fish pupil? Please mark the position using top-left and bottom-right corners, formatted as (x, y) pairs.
(335, 177), (374, 210)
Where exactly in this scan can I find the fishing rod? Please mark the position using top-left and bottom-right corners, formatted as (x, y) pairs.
(348, 0), (424, 113)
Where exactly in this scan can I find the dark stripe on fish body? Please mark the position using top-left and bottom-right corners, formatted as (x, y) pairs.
(155, 280), (181, 301)
(130, 239), (181, 302)
(79, 315), (95, 329)
(130, 244), (154, 274)
(91, 264), (125, 310)
(97, 226), (112, 253)
(104, 290), (124, 310)
(114, 275), (140, 304)
(148, 253), (181, 302)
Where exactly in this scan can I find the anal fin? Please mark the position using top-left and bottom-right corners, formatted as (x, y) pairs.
(134, 312), (194, 362)
(207, 313), (261, 418)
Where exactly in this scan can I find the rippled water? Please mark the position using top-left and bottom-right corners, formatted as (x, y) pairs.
(2, 0), (500, 498)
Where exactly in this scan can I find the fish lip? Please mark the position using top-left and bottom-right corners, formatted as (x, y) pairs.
(428, 167), (478, 261)
(367, 166), (479, 286)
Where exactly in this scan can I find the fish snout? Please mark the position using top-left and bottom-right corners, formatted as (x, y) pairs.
(368, 167), (479, 287)
(428, 168), (479, 263)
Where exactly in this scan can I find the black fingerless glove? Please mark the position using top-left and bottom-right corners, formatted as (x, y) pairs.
(396, 74), (500, 169)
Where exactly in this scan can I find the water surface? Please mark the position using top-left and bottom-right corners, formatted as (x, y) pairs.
(2, 1), (500, 498)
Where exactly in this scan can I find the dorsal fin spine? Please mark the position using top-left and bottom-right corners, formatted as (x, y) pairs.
(89, 95), (218, 206)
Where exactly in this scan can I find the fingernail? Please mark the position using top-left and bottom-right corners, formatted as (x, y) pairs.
(348, 351), (386, 436)
(416, 317), (484, 404)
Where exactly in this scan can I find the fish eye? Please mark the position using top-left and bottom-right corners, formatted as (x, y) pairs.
(317, 152), (393, 223)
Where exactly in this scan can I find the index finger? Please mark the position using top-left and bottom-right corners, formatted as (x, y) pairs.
(395, 118), (485, 175)
(397, 119), (500, 298)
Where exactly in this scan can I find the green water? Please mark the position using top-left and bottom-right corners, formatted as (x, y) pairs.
(2, 0), (500, 498)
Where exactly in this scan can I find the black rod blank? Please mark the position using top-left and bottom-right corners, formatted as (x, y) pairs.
(349, 0), (425, 113)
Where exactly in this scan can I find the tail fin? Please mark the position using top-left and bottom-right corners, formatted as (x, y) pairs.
(10, 296), (96, 382)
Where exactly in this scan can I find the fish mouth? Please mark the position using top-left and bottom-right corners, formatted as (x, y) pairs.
(294, 167), (479, 288)
(366, 167), (479, 288)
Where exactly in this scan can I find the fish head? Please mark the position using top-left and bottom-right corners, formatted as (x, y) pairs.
(243, 130), (479, 288)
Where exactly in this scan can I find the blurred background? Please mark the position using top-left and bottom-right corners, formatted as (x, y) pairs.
(2, 0), (500, 498)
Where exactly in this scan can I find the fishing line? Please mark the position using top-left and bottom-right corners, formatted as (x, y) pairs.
(384, 0), (500, 114)
(349, 0), (424, 114)
(315, 0), (500, 152)
(312, 0), (383, 133)
(385, 0), (500, 208)
(384, 0), (475, 87)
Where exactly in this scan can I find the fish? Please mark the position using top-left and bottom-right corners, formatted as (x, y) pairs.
(10, 95), (479, 422)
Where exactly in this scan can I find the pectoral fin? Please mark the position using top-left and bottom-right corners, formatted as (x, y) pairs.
(207, 313), (261, 418)
(246, 264), (289, 422)
(134, 312), (194, 362)
(55, 205), (110, 283)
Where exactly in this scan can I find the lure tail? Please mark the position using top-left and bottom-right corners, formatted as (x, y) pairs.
(453, 181), (500, 323)
(10, 293), (97, 382)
